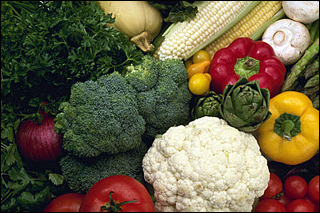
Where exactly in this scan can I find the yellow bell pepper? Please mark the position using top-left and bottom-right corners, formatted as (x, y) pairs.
(257, 91), (319, 165)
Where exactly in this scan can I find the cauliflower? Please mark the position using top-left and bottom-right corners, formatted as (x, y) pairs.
(142, 116), (270, 212)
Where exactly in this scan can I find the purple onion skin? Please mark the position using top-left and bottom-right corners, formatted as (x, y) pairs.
(17, 116), (63, 162)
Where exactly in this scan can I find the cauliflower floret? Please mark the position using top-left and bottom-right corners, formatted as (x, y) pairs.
(142, 116), (270, 212)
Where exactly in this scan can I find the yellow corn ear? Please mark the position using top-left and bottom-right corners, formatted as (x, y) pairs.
(204, 1), (283, 59)
(153, 1), (259, 61)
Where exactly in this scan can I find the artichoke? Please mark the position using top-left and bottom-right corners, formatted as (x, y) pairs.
(191, 91), (222, 119)
(220, 77), (271, 132)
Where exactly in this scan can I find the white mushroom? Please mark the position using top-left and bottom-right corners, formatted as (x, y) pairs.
(282, 1), (319, 24)
(262, 19), (310, 66)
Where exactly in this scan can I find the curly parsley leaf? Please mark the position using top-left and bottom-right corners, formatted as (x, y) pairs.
(1, 1), (144, 115)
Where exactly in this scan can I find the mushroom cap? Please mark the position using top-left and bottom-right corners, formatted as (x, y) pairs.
(282, 1), (319, 24)
(262, 19), (310, 65)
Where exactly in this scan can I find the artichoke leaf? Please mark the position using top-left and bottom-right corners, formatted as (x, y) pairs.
(220, 77), (271, 132)
(191, 91), (222, 119)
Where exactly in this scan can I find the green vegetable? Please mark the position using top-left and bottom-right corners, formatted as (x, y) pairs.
(309, 20), (319, 46)
(148, 1), (197, 24)
(54, 72), (146, 158)
(125, 55), (159, 92)
(312, 95), (319, 109)
(1, 1), (144, 116)
(304, 56), (319, 79)
(124, 55), (193, 143)
(301, 56), (319, 109)
(54, 55), (192, 192)
(219, 77), (271, 132)
(286, 54), (319, 109)
(281, 37), (319, 92)
(1, 114), (66, 212)
(304, 74), (319, 89)
(191, 91), (222, 120)
(59, 142), (147, 194)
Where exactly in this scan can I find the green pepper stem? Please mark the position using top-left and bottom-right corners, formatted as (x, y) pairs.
(274, 112), (301, 141)
(234, 56), (260, 78)
(281, 120), (295, 141)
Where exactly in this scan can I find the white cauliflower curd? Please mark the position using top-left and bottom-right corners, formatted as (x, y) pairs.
(142, 116), (270, 212)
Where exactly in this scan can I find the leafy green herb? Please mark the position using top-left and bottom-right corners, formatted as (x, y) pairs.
(1, 1), (144, 115)
(2, 1), (143, 211)
(1, 117), (66, 212)
(148, 1), (197, 23)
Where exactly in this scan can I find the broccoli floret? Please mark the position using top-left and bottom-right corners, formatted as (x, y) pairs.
(54, 72), (146, 158)
(125, 56), (193, 143)
(59, 141), (148, 194)
(159, 58), (191, 85)
(125, 55), (159, 92)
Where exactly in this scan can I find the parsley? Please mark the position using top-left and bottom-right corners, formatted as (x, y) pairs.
(1, 114), (67, 212)
(1, 1), (144, 211)
(1, 1), (144, 115)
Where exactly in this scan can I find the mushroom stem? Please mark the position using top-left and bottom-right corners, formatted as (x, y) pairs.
(273, 30), (286, 45)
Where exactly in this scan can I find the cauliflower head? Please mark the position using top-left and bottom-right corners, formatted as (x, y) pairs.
(142, 116), (270, 212)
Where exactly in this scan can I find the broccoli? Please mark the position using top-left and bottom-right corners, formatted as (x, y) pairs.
(125, 56), (193, 143)
(54, 72), (146, 158)
(124, 55), (159, 92)
(59, 141), (148, 194)
(55, 56), (192, 193)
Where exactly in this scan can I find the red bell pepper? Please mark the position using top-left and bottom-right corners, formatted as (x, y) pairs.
(209, 37), (286, 97)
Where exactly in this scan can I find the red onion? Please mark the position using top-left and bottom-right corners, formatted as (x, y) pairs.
(16, 113), (63, 162)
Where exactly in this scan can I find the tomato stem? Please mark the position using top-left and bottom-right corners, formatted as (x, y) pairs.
(100, 191), (137, 212)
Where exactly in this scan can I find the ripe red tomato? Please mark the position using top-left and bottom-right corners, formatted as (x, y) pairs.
(286, 199), (314, 212)
(308, 175), (319, 203)
(304, 195), (319, 212)
(276, 193), (291, 207)
(284, 175), (308, 199)
(43, 193), (85, 212)
(79, 175), (155, 212)
(254, 199), (287, 212)
(260, 172), (283, 199)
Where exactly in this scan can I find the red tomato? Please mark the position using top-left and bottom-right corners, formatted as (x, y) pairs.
(260, 172), (283, 199)
(284, 175), (308, 199)
(304, 195), (319, 212)
(308, 175), (319, 203)
(286, 199), (314, 212)
(254, 199), (287, 212)
(79, 175), (155, 212)
(276, 193), (292, 207)
(43, 193), (85, 212)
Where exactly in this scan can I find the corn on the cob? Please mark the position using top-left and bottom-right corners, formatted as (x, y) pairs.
(153, 1), (259, 61)
(204, 1), (284, 59)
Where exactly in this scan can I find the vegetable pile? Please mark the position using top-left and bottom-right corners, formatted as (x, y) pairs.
(142, 116), (270, 212)
(254, 173), (319, 212)
(1, 1), (319, 212)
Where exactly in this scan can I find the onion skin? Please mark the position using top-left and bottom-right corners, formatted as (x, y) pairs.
(16, 115), (63, 162)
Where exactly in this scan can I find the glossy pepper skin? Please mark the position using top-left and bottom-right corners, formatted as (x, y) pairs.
(257, 91), (319, 165)
(209, 37), (286, 97)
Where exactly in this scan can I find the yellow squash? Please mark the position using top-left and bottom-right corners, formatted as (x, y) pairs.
(257, 91), (319, 165)
(98, 1), (163, 52)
